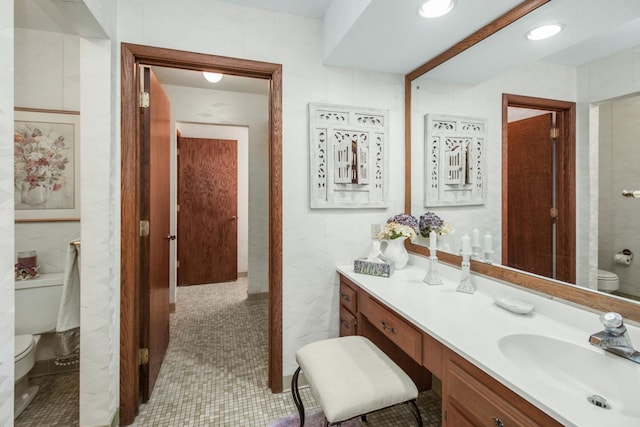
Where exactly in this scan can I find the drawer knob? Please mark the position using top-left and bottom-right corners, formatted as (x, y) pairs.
(380, 320), (397, 335)
(340, 293), (351, 302)
(492, 417), (504, 427)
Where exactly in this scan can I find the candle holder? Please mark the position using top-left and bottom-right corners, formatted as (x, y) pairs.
(423, 254), (443, 286)
(483, 249), (494, 264)
(456, 253), (475, 294)
(471, 244), (482, 260)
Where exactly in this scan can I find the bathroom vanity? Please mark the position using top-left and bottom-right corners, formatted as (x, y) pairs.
(338, 263), (640, 426)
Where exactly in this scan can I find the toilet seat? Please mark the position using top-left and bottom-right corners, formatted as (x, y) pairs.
(597, 270), (618, 282)
(14, 334), (35, 363)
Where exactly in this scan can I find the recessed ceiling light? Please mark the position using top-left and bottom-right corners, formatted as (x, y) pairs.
(526, 24), (563, 41)
(418, 0), (455, 18)
(202, 72), (223, 83)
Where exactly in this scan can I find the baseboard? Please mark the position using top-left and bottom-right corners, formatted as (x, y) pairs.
(247, 292), (268, 301)
(282, 372), (309, 393)
(109, 408), (119, 427)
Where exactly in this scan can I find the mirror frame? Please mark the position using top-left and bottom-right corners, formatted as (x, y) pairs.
(404, 0), (640, 322)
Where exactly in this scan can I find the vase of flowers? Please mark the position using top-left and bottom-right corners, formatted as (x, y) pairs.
(419, 212), (453, 250)
(14, 125), (69, 206)
(377, 213), (418, 269)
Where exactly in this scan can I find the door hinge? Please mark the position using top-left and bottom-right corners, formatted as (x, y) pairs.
(550, 127), (559, 139)
(176, 260), (180, 268)
(140, 220), (150, 237)
(550, 207), (558, 218)
(138, 348), (149, 366)
(177, 204), (180, 212)
(140, 91), (150, 108)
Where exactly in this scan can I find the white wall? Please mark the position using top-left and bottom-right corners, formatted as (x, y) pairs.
(578, 45), (640, 291)
(598, 94), (640, 296)
(117, 0), (406, 378)
(13, 29), (81, 274)
(166, 83), (269, 297)
(0, 1), (15, 424)
(411, 61), (578, 266)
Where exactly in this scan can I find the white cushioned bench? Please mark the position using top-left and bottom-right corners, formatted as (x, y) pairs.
(291, 335), (423, 426)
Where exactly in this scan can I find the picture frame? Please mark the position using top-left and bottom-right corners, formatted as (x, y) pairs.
(14, 108), (80, 222)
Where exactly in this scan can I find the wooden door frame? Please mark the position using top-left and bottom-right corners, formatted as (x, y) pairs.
(120, 43), (282, 425)
(502, 93), (576, 283)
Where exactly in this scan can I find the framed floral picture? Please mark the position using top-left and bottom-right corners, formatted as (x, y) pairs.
(14, 108), (80, 221)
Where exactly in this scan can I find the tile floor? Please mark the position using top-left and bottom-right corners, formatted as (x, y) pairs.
(15, 278), (442, 426)
(14, 370), (79, 426)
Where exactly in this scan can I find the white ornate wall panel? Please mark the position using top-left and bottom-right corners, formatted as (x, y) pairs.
(309, 103), (389, 208)
(424, 114), (486, 207)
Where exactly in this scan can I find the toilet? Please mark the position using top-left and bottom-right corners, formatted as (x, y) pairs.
(14, 272), (64, 419)
(597, 269), (620, 293)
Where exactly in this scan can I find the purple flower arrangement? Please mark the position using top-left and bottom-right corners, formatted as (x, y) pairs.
(419, 212), (451, 237)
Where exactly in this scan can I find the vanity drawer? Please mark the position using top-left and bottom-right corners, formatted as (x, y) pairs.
(339, 279), (357, 314)
(339, 306), (357, 336)
(366, 297), (422, 363)
(445, 352), (561, 427)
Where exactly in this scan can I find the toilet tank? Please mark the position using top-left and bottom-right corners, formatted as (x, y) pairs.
(15, 273), (64, 335)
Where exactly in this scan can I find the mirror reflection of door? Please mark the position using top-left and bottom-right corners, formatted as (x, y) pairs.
(503, 94), (576, 283)
(506, 112), (554, 277)
(177, 136), (238, 286)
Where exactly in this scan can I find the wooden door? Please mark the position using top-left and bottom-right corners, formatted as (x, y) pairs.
(140, 67), (171, 401)
(505, 113), (554, 277)
(177, 137), (238, 285)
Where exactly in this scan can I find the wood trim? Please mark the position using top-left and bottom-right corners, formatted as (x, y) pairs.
(406, 0), (550, 81)
(404, 1), (640, 324)
(269, 65), (283, 394)
(120, 43), (283, 425)
(120, 44), (141, 425)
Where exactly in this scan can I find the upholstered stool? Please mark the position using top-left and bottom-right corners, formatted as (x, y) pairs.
(291, 335), (423, 426)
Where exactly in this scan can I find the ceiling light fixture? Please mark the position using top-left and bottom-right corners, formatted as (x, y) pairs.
(526, 24), (563, 41)
(202, 72), (223, 83)
(418, 0), (455, 18)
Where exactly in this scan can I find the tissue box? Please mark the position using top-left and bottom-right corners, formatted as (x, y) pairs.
(353, 257), (394, 277)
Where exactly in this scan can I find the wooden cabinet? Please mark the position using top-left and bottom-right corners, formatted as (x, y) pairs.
(339, 277), (358, 336)
(443, 350), (562, 427)
(337, 273), (563, 427)
(366, 297), (422, 363)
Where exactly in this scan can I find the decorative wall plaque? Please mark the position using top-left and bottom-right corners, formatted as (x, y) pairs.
(309, 103), (389, 208)
(425, 114), (486, 207)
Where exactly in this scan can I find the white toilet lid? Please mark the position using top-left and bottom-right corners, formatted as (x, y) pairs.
(597, 269), (619, 281)
(15, 334), (34, 361)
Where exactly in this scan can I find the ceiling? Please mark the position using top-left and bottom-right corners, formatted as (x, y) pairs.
(13, 0), (640, 87)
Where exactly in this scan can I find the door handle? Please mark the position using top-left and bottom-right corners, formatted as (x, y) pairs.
(230, 216), (237, 221)
(166, 235), (176, 241)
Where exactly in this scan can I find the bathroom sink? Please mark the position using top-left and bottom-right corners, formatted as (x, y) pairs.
(498, 333), (640, 419)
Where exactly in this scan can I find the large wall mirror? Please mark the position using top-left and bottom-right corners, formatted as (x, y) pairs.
(405, 0), (640, 321)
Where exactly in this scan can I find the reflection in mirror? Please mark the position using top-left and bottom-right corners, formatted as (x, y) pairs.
(406, 0), (640, 308)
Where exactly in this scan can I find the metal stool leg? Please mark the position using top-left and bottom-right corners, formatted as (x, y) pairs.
(408, 400), (423, 427)
(291, 367), (305, 427)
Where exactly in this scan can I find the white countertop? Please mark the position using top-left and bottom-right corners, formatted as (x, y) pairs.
(337, 262), (640, 427)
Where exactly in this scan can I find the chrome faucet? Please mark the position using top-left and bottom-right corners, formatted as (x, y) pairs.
(589, 312), (640, 364)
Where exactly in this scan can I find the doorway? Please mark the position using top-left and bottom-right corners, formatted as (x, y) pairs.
(120, 43), (282, 425)
(502, 93), (576, 283)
